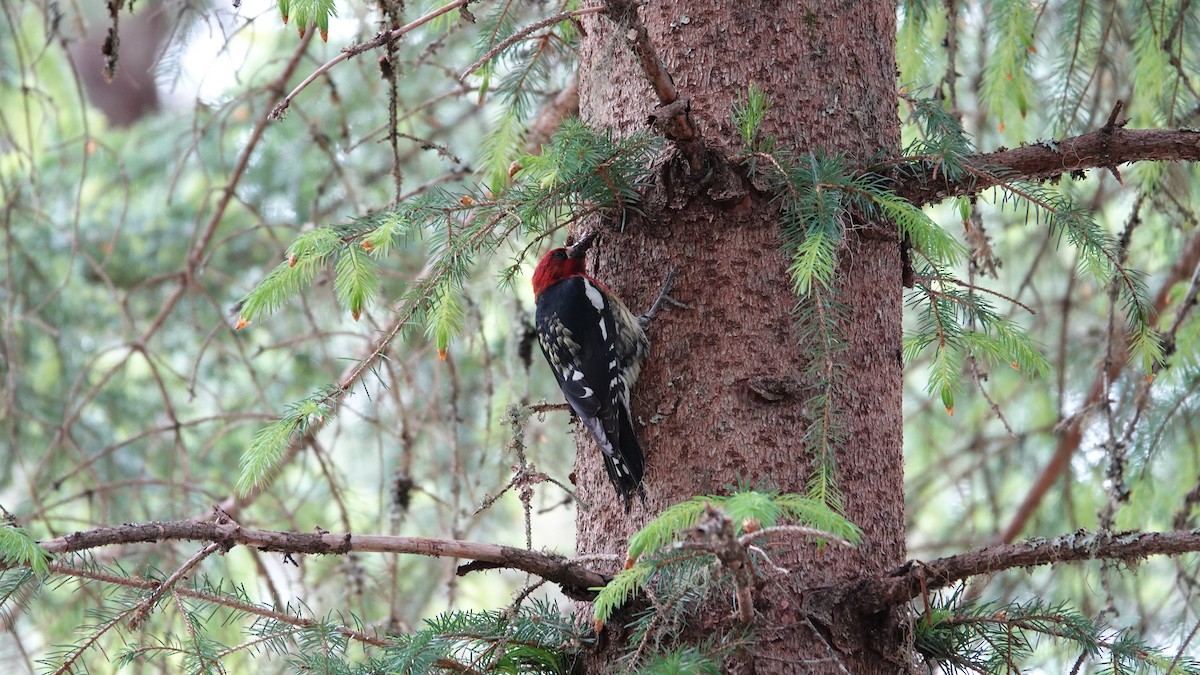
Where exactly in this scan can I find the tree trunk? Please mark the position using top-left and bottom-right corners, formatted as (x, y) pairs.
(573, 0), (908, 671)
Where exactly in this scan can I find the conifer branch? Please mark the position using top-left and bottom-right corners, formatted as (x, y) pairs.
(847, 529), (1200, 615)
(128, 543), (222, 630)
(224, 308), (410, 513)
(46, 561), (395, 649)
(31, 520), (608, 598)
(459, 6), (604, 81)
(893, 126), (1200, 207)
(910, 275), (1037, 316)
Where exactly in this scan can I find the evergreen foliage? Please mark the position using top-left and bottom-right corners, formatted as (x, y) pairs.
(0, 525), (50, 575)
(237, 385), (340, 494)
(468, 5), (581, 188)
(916, 593), (1200, 674)
(734, 85), (1156, 429)
(638, 645), (723, 674)
(277, 0), (337, 41)
(380, 600), (583, 674)
(593, 489), (861, 626)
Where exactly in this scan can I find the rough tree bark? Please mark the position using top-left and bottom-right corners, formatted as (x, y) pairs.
(572, 0), (907, 672)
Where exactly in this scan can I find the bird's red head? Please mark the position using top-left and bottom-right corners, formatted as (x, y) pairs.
(531, 232), (595, 297)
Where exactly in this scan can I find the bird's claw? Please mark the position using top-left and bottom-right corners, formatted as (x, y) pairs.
(638, 267), (687, 329)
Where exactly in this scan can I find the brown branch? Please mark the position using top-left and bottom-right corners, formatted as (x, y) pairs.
(679, 505), (756, 624)
(893, 125), (1200, 207)
(603, 0), (679, 107)
(602, 0), (700, 151)
(846, 529), (1200, 615)
(912, 275), (1038, 316)
(34, 519), (607, 598)
(738, 525), (856, 550)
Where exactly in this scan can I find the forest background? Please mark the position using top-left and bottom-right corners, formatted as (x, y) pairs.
(4, 0), (1200, 672)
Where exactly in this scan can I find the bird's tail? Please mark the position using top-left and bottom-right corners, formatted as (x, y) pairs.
(601, 408), (646, 513)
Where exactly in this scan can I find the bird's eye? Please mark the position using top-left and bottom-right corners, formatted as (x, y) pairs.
(553, 250), (567, 260)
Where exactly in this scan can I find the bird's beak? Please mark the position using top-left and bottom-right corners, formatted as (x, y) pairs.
(568, 232), (597, 258)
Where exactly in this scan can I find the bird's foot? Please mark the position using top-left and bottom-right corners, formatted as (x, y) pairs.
(637, 267), (689, 330)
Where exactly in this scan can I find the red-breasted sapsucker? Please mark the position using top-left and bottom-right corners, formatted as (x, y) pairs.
(532, 233), (673, 512)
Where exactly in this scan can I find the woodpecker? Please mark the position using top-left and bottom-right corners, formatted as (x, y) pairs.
(532, 233), (674, 512)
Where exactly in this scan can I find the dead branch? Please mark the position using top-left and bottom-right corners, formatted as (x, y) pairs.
(33, 519), (608, 599)
(602, 0), (700, 155)
(525, 75), (580, 153)
(846, 529), (1200, 615)
(893, 126), (1200, 207)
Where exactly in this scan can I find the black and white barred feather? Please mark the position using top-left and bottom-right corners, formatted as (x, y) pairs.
(533, 241), (649, 511)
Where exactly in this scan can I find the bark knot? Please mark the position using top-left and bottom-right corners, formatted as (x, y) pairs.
(746, 375), (803, 403)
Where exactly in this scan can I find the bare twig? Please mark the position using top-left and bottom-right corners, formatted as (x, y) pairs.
(996, 230), (1200, 543)
(967, 355), (1017, 438)
(271, 0), (473, 119)
(737, 525), (856, 549)
(746, 545), (790, 576)
(911, 275), (1038, 316)
(37, 30), (317, 499)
